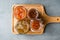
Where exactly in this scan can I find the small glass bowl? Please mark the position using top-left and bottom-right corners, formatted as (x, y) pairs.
(14, 6), (27, 20)
(30, 19), (44, 32)
(15, 20), (29, 34)
(27, 8), (39, 20)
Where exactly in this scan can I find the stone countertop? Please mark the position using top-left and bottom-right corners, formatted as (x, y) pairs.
(0, 0), (60, 40)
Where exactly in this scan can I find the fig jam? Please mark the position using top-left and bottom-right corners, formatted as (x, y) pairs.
(28, 9), (38, 19)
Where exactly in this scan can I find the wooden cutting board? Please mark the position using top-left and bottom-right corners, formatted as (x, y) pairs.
(12, 4), (60, 34)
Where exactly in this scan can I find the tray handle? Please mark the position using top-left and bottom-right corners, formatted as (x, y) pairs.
(47, 16), (60, 23)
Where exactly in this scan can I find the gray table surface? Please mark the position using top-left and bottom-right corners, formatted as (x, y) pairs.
(0, 0), (60, 40)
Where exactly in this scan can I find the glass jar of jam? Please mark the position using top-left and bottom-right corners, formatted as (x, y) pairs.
(15, 20), (29, 34)
(13, 6), (27, 20)
(28, 8), (38, 19)
(30, 19), (44, 32)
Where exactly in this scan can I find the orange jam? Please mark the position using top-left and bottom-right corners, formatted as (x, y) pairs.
(13, 6), (27, 20)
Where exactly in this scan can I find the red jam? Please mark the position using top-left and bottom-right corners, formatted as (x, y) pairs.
(31, 20), (40, 30)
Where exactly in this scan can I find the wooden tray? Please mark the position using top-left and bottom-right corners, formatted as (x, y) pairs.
(12, 4), (60, 34)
